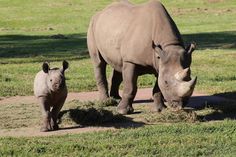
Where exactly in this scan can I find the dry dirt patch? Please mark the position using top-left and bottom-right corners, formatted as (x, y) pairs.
(0, 88), (233, 137)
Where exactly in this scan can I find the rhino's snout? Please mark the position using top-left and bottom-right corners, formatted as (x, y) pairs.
(170, 103), (182, 111)
(52, 80), (64, 91)
(165, 100), (183, 111)
(53, 83), (60, 90)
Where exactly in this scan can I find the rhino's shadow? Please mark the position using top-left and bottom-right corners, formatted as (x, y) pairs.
(1, 30), (235, 61)
(190, 91), (236, 121)
(0, 33), (89, 63)
(213, 91), (236, 101)
(183, 31), (236, 50)
(58, 107), (145, 129)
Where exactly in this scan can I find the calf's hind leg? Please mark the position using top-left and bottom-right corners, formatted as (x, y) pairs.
(110, 69), (122, 99)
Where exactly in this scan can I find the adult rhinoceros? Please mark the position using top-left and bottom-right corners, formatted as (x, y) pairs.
(87, 0), (197, 114)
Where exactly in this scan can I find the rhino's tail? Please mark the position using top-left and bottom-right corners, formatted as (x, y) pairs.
(87, 14), (98, 56)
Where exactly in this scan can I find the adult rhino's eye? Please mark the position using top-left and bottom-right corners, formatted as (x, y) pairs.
(50, 79), (52, 82)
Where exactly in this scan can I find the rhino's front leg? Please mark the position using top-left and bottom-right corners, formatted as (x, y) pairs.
(110, 69), (122, 100)
(38, 97), (53, 132)
(51, 99), (65, 131)
(117, 62), (138, 114)
(152, 79), (166, 112)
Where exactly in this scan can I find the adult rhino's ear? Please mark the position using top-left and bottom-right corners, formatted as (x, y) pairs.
(42, 62), (50, 73)
(184, 42), (196, 67)
(186, 42), (196, 55)
(152, 41), (166, 60)
(62, 60), (69, 72)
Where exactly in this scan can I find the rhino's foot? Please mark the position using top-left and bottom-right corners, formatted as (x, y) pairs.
(40, 124), (59, 132)
(40, 119), (54, 132)
(117, 105), (134, 115)
(40, 126), (51, 132)
(99, 94), (109, 101)
(152, 103), (166, 112)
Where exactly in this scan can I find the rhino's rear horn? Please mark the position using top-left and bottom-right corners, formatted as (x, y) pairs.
(175, 68), (191, 81)
(178, 76), (197, 97)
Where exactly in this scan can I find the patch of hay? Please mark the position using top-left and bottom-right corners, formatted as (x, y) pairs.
(142, 109), (198, 123)
(93, 98), (119, 107)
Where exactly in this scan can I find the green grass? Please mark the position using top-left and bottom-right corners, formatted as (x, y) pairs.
(1, 0), (236, 156)
(0, 121), (236, 156)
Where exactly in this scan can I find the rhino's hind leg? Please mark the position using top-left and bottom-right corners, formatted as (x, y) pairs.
(117, 62), (138, 114)
(38, 97), (53, 132)
(152, 80), (166, 112)
(91, 53), (109, 100)
(110, 69), (122, 100)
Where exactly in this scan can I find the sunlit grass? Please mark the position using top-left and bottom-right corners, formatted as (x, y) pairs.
(0, 0), (236, 156)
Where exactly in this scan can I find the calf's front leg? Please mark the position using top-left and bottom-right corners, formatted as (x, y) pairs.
(51, 99), (65, 131)
(38, 97), (53, 132)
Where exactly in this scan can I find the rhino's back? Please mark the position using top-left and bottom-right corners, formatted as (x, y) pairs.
(93, 0), (183, 69)
(93, 1), (135, 71)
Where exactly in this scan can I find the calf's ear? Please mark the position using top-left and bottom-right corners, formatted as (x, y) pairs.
(42, 62), (50, 73)
(62, 60), (69, 71)
(186, 42), (196, 55)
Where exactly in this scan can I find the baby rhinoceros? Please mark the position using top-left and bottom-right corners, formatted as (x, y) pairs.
(34, 60), (69, 132)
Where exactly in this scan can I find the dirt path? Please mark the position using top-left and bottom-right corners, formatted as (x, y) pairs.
(0, 88), (232, 137)
(0, 88), (154, 106)
(0, 126), (117, 137)
(0, 88), (223, 106)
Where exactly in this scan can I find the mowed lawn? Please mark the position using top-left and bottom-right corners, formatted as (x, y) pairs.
(0, 0), (236, 156)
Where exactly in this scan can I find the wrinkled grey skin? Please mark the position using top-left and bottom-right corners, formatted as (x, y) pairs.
(34, 61), (69, 132)
(87, 0), (197, 114)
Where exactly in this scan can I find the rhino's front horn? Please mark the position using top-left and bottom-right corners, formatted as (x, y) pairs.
(178, 76), (197, 97)
(175, 68), (191, 81)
